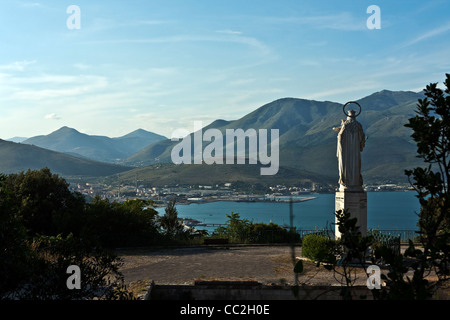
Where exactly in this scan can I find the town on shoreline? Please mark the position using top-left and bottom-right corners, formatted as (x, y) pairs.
(68, 179), (414, 207)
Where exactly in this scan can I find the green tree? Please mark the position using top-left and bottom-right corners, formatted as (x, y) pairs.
(369, 74), (450, 300)
(212, 212), (251, 243)
(387, 74), (450, 299)
(84, 196), (160, 247)
(0, 174), (37, 297)
(301, 233), (335, 263)
(4, 168), (85, 237)
(3, 233), (132, 300)
(159, 200), (186, 239)
(249, 222), (299, 243)
(405, 74), (450, 236)
(212, 212), (299, 244)
(0, 168), (140, 299)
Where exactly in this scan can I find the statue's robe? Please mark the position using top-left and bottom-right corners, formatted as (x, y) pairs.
(336, 118), (365, 191)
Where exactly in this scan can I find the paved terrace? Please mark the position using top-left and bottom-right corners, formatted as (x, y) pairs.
(116, 245), (449, 300)
(117, 245), (426, 286)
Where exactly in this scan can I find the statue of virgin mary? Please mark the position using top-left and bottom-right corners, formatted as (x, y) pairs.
(332, 109), (365, 192)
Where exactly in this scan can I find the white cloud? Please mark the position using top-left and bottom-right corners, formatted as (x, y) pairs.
(307, 81), (381, 101)
(80, 33), (272, 56)
(401, 23), (450, 47)
(302, 12), (366, 31)
(128, 20), (175, 26)
(260, 12), (366, 31)
(298, 59), (322, 67)
(216, 30), (243, 35)
(45, 113), (61, 120)
(0, 60), (36, 72)
(73, 63), (91, 70)
(227, 78), (255, 87)
(87, 18), (175, 33)
(20, 2), (42, 8)
(10, 74), (109, 100)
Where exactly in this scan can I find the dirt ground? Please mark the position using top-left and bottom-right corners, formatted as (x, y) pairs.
(116, 244), (449, 300)
(116, 245), (368, 287)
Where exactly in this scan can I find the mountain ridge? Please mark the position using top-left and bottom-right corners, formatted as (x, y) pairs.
(0, 139), (131, 177)
(1, 89), (427, 184)
(22, 127), (167, 163)
(122, 90), (426, 184)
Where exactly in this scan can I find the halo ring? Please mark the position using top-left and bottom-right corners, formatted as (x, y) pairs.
(343, 101), (362, 117)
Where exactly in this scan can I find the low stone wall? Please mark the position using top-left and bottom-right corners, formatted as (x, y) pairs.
(146, 280), (375, 300)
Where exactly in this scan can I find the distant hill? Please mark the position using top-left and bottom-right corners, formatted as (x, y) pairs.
(0, 139), (131, 177)
(123, 90), (426, 185)
(22, 127), (166, 163)
(111, 129), (168, 160)
(6, 137), (28, 143)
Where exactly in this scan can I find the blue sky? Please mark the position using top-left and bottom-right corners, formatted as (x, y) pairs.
(0, 0), (449, 139)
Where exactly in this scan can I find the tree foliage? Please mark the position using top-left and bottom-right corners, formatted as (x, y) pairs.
(301, 233), (335, 263)
(380, 73), (450, 299)
(405, 74), (450, 237)
(0, 168), (164, 299)
(211, 212), (299, 244)
(159, 199), (187, 240)
(4, 168), (86, 237)
(0, 174), (36, 296)
(84, 196), (161, 247)
(4, 233), (130, 300)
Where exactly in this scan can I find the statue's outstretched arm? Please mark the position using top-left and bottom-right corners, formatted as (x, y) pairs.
(332, 126), (341, 132)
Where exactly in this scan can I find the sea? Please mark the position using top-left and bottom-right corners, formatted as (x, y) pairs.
(155, 191), (421, 233)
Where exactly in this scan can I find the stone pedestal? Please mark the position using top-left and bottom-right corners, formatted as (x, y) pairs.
(335, 191), (367, 238)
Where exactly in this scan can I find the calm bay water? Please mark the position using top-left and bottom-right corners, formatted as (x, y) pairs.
(156, 192), (420, 232)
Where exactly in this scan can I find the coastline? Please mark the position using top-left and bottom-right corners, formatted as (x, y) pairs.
(153, 191), (420, 232)
(168, 195), (318, 206)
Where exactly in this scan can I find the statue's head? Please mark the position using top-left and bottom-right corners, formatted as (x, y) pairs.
(347, 110), (357, 118)
(343, 101), (362, 119)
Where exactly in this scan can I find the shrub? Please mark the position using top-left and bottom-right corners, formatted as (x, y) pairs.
(302, 233), (335, 263)
(210, 213), (300, 244)
(249, 222), (300, 243)
(210, 212), (251, 243)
